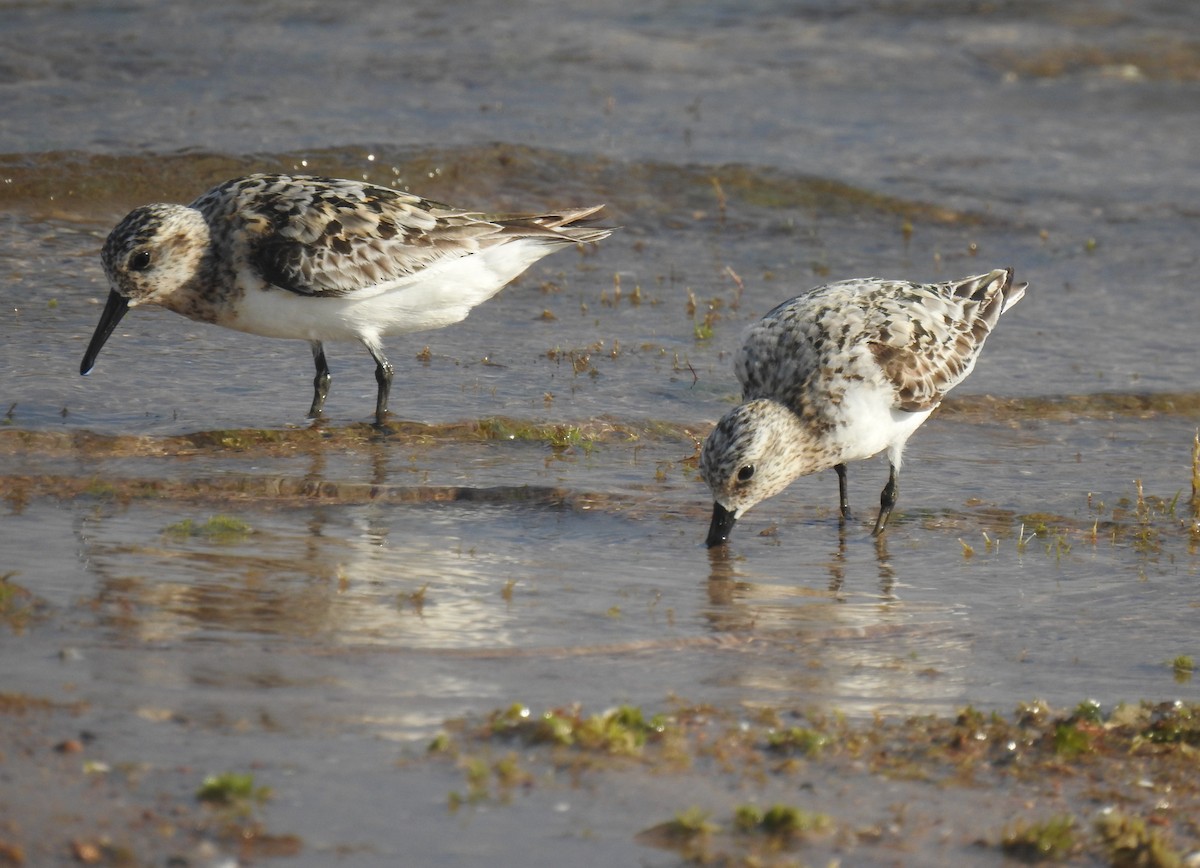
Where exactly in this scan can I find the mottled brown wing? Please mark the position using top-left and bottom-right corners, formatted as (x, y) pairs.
(868, 269), (1020, 412)
(212, 174), (606, 298)
(232, 176), (504, 297)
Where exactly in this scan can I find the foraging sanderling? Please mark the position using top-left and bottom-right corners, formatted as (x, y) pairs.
(81, 173), (612, 424)
(700, 268), (1026, 547)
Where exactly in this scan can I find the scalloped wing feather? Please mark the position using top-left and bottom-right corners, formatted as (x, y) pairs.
(194, 174), (608, 298)
(866, 268), (1024, 411)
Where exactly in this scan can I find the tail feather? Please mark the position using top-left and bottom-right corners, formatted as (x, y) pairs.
(958, 267), (1026, 335)
(999, 267), (1027, 314)
(499, 205), (614, 245)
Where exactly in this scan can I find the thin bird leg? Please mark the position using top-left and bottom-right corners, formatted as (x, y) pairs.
(363, 340), (394, 426)
(872, 463), (900, 536)
(309, 341), (332, 418)
(835, 463), (851, 520)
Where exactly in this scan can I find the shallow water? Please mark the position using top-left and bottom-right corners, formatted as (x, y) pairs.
(2, 0), (1199, 864)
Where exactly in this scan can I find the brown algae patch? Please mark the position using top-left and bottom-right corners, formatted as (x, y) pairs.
(4, 392), (1198, 466)
(0, 573), (48, 633)
(4, 417), (1200, 554)
(1, 472), (581, 511)
(0, 416), (680, 506)
(0, 416), (699, 513)
(0, 691), (87, 716)
(430, 699), (1200, 865)
(700, 164), (981, 225)
(0, 416), (682, 461)
(0, 142), (990, 233)
(996, 39), (1200, 82)
(1191, 429), (1200, 521)
(937, 391), (1200, 423)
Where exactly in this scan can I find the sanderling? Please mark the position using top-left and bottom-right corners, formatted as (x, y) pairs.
(81, 173), (612, 424)
(700, 268), (1025, 547)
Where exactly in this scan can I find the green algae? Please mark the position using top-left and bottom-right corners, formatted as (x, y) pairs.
(1074, 699), (1105, 723)
(163, 514), (253, 541)
(1052, 721), (1092, 758)
(1001, 814), (1079, 862)
(1139, 702), (1200, 747)
(447, 752), (532, 807)
(662, 806), (719, 839)
(475, 418), (599, 451)
(437, 699), (1200, 864)
(1096, 811), (1185, 868)
(765, 726), (829, 758)
(193, 772), (300, 860)
(1172, 656), (1195, 683)
(196, 771), (271, 808)
(736, 803), (832, 839)
(485, 702), (668, 755)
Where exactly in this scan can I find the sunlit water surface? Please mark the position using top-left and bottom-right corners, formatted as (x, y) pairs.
(2, 0), (1199, 864)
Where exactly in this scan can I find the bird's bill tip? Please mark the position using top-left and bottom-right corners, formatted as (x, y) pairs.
(80, 289), (130, 375)
(705, 501), (738, 548)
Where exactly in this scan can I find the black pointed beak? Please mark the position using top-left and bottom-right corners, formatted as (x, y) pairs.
(80, 290), (130, 375)
(705, 502), (737, 548)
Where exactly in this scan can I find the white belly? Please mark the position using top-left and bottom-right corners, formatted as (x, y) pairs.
(224, 239), (559, 343)
(832, 381), (933, 467)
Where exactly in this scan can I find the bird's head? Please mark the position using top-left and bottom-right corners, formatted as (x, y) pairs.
(81, 204), (211, 375)
(699, 399), (812, 546)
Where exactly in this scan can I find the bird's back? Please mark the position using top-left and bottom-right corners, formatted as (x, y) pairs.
(735, 269), (1025, 419)
(191, 174), (611, 300)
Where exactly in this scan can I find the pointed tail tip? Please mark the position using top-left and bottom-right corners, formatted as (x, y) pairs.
(999, 266), (1027, 312)
(546, 205), (616, 243)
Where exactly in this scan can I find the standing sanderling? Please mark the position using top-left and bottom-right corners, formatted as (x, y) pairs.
(700, 268), (1026, 547)
(81, 173), (612, 424)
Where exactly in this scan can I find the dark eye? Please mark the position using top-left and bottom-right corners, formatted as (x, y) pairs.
(736, 465), (755, 483)
(129, 250), (152, 272)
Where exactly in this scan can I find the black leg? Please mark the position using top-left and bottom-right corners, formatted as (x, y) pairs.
(364, 341), (394, 426)
(309, 341), (331, 418)
(873, 463), (899, 536)
(835, 463), (851, 520)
